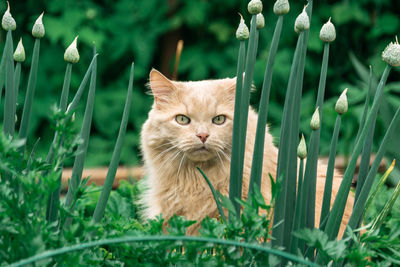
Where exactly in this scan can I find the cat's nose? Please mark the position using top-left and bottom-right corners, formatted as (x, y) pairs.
(196, 133), (209, 143)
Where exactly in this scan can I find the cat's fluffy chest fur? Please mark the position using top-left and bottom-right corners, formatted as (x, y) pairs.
(140, 69), (352, 235)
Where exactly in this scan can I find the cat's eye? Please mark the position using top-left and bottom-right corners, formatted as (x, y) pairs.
(175, 115), (191, 125)
(212, 115), (226, 125)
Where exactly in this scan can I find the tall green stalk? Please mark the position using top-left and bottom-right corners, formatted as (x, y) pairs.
(354, 115), (376, 204)
(291, 134), (307, 254)
(92, 63), (134, 223)
(354, 66), (373, 144)
(46, 55), (97, 163)
(13, 62), (21, 123)
(18, 38), (40, 151)
(272, 32), (304, 247)
(319, 115), (341, 226)
(345, 103), (400, 237)
(46, 63), (73, 222)
(3, 30), (15, 137)
(248, 14), (284, 195)
(273, 2), (314, 250)
(229, 37), (246, 219)
(237, 14), (258, 202)
(0, 44), (6, 104)
(354, 70), (381, 203)
(322, 65), (391, 244)
(320, 88), (347, 228)
(229, 13), (260, 217)
(64, 47), (97, 220)
(303, 41), (331, 232)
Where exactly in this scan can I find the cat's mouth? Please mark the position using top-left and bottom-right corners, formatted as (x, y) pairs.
(186, 145), (215, 162)
(194, 146), (208, 152)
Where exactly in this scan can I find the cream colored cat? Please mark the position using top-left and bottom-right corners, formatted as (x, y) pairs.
(140, 69), (353, 236)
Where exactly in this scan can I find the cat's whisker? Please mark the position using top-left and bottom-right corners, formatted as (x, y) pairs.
(218, 149), (231, 162)
(152, 141), (176, 151)
(152, 144), (179, 162)
(216, 151), (225, 169)
(157, 149), (182, 173)
(177, 153), (186, 177)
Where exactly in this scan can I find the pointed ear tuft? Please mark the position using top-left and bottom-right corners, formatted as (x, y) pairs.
(149, 69), (176, 104)
(226, 77), (237, 95)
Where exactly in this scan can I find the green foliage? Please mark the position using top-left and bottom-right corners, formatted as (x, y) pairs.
(0, 132), (306, 266)
(2, 131), (398, 266)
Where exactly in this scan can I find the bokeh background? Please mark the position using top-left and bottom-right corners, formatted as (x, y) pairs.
(1, 0), (399, 172)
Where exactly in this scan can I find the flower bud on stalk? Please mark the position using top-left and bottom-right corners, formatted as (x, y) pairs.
(32, 13), (45, 38)
(320, 18), (336, 43)
(14, 38), (25, 62)
(297, 134), (307, 159)
(248, 0), (263, 15)
(256, 13), (265, 29)
(382, 36), (400, 67)
(335, 88), (348, 114)
(236, 13), (249, 40)
(310, 107), (320, 130)
(294, 5), (309, 34)
(64, 36), (80, 64)
(2, 2), (16, 31)
(274, 0), (290, 15)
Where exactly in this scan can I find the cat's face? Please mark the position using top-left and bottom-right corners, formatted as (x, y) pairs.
(146, 69), (236, 163)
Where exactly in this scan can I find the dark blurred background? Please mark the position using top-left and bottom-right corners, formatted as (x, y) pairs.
(1, 0), (399, 170)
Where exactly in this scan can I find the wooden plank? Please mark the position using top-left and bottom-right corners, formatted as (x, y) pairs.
(62, 166), (145, 189)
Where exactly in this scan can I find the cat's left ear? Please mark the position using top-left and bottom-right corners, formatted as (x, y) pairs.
(149, 69), (177, 105)
(223, 77), (237, 101)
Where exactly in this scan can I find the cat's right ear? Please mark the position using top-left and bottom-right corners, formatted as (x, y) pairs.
(149, 69), (176, 106)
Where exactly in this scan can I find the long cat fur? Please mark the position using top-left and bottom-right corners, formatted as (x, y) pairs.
(140, 69), (353, 236)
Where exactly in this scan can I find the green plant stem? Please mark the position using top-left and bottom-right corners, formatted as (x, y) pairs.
(248, 15), (283, 195)
(66, 55), (98, 115)
(321, 65), (391, 246)
(64, 50), (97, 222)
(291, 158), (305, 254)
(303, 42), (330, 232)
(0, 38), (7, 104)
(46, 63), (73, 222)
(353, 68), (376, 205)
(354, 118), (376, 204)
(316, 43), (330, 109)
(13, 62), (21, 121)
(272, 32), (303, 247)
(354, 71), (383, 204)
(274, 3), (314, 251)
(9, 235), (319, 267)
(344, 103), (400, 237)
(229, 14), (259, 218)
(229, 40), (246, 219)
(197, 167), (227, 222)
(283, 39), (307, 251)
(354, 66), (373, 144)
(300, 128), (318, 227)
(320, 114), (341, 227)
(92, 63), (134, 223)
(45, 63), (73, 165)
(18, 38), (40, 152)
(3, 30), (15, 137)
